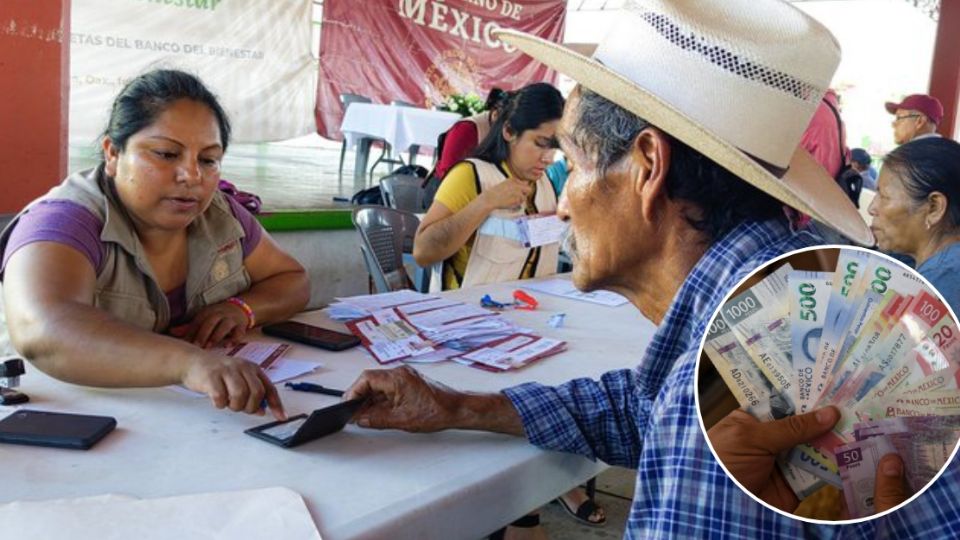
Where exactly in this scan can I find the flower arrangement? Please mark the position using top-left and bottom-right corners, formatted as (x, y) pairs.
(439, 92), (486, 117)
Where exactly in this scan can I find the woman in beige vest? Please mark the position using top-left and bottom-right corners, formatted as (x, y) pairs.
(413, 83), (607, 535)
(414, 83), (566, 291)
(0, 70), (308, 420)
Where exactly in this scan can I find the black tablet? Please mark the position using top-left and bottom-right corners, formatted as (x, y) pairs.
(0, 409), (116, 450)
(245, 398), (365, 448)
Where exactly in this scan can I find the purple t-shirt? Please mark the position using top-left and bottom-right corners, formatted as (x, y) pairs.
(2, 193), (263, 324)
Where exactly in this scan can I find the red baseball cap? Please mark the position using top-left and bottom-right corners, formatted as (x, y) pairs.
(885, 94), (944, 124)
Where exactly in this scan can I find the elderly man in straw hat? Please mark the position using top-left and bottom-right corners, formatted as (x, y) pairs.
(343, 0), (947, 537)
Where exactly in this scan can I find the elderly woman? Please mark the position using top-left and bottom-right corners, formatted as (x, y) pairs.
(869, 137), (960, 311)
(0, 70), (309, 419)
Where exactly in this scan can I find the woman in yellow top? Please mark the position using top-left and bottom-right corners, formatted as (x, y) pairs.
(413, 83), (565, 290)
(413, 83), (607, 533)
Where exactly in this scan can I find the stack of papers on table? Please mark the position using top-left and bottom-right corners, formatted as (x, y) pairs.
(327, 290), (437, 321)
(327, 292), (565, 370)
(451, 333), (567, 372)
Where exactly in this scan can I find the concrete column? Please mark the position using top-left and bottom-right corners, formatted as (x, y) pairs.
(929, 0), (960, 139)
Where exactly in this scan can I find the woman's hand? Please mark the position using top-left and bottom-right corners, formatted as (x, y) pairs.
(180, 351), (285, 420)
(480, 178), (533, 211)
(171, 301), (250, 348)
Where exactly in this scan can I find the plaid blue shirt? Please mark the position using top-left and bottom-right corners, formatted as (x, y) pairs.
(504, 218), (960, 539)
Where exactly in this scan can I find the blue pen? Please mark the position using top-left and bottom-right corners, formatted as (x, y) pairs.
(285, 381), (345, 397)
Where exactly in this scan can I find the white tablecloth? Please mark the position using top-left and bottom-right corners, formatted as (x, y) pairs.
(341, 103), (461, 152)
(0, 275), (656, 540)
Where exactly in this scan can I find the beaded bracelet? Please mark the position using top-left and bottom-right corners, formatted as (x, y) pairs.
(226, 297), (256, 329)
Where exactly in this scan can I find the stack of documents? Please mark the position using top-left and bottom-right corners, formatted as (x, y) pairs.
(450, 334), (566, 372)
(327, 290), (436, 321)
(704, 248), (960, 517)
(328, 291), (565, 370)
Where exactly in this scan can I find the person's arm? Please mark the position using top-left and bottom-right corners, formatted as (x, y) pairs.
(179, 230), (310, 347)
(502, 369), (645, 467)
(3, 242), (284, 418)
(413, 166), (532, 266)
(233, 232), (309, 323)
(345, 365), (523, 434)
(344, 365), (645, 468)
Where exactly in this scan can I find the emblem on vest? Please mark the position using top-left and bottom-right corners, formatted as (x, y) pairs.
(212, 258), (231, 282)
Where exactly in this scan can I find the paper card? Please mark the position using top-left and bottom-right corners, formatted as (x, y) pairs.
(264, 357), (324, 383)
(516, 214), (567, 248)
(224, 342), (291, 370)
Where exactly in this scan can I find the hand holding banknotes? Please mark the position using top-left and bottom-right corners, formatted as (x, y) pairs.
(701, 248), (959, 518)
(708, 405), (908, 514)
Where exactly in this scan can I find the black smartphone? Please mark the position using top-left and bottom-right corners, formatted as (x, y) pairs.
(0, 409), (116, 450)
(262, 321), (360, 351)
(245, 398), (365, 448)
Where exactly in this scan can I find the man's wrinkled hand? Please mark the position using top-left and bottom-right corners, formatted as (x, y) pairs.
(707, 406), (840, 512)
(344, 365), (461, 432)
(874, 453), (908, 513)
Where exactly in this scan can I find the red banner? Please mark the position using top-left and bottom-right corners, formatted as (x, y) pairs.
(315, 0), (566, 140)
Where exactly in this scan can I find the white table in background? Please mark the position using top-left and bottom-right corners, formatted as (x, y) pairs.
(340, 103), (460, 189)
(0, 275), (655, 540)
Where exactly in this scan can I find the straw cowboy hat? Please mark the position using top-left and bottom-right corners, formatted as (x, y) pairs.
(495, 0), (874, 246)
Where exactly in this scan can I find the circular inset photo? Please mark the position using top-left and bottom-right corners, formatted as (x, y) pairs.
(695, 245), (960, 523)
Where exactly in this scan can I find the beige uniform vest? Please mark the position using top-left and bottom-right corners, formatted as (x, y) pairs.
(465, 112), (492, 146)
(0, 167), (251, 337)
(458, 159), (559, 288)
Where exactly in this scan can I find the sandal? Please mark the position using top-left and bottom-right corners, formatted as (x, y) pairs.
(488, 513), (541, 540)
(553, 496), (607, 527)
